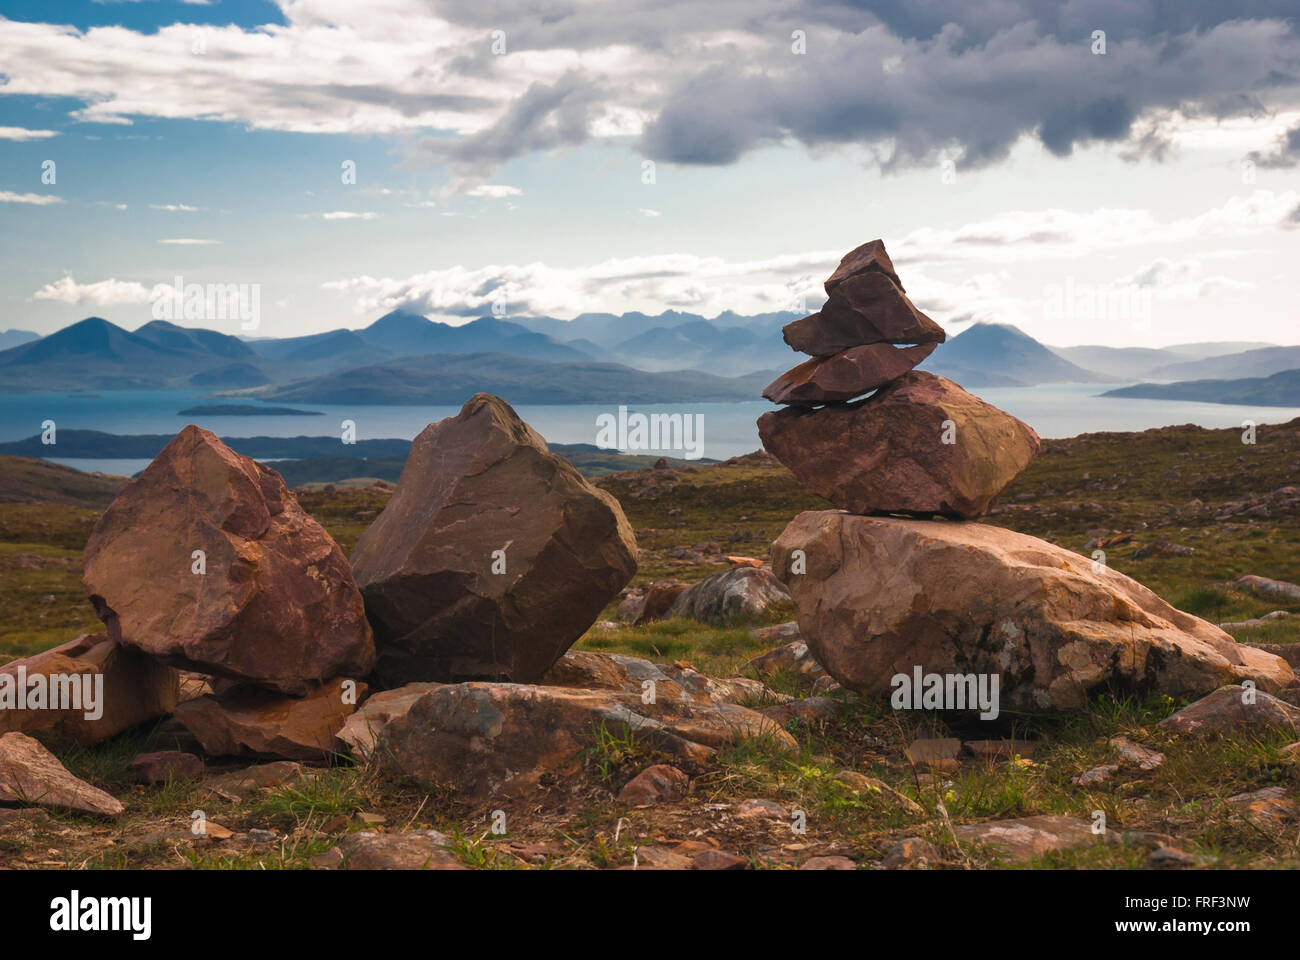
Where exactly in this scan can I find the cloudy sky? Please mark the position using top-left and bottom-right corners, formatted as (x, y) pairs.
(1, 0), (1298, 348)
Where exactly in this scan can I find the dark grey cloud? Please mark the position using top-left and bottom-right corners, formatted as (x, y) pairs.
(418, 0), (1299, 177)
(421, 71), (599, 176)
(1248, 123), (1300, 168)
(639, 17), (1300, 171)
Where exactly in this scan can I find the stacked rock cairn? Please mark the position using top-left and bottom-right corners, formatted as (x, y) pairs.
(758, 239), (1040, 520)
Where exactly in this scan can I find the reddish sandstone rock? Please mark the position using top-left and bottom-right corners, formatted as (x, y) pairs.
(693, 849), (749, 870)
(772, 511), (1295, 710)
(1158, 685), (1300, 737)
(824, 238), (903, 294)
(376, 682), (795, 801)
(173, 677), (365, 760)
(336, 830), (465, 870)
(634, 581), (689, 624)
(0, 633), (178, 746)
(336, 682), (443, 761)
(541, 650), (776, 706)
(952, 815), (1096, 863)
(763, 342), (936, 406)
(758, 371), (1040, 519)
(129, 750), (204, 784)
(617, 764), (689, 804)
(350, 394), (637, 685)
(783, 273), (946, 357)
(82, 426), (374, 694)
(0, 732), (123, 816)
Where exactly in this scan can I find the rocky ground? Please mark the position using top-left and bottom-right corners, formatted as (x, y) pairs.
(0, 416), (1298, 870)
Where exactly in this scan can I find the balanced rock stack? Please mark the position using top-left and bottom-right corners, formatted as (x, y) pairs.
(760, 239), (1039, 519)
(760, 240), (1295, 711)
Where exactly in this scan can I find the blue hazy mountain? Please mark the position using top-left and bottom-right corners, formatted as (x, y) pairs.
(0, 329), (39, 351)
(921, 322), (1106, 386)
(1102, 368), (1300, 406)
(262, 351), (770, 404)
(357, 311), (591, 362)
(0, 317), (259, 390)
(1146, 345), (1300, 381)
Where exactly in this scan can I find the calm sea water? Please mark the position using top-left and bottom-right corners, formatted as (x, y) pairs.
(4, 385), (1298, 475)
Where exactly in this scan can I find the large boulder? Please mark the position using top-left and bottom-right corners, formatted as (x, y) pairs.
(376, 682), (795, 800)
(758, 371), (1040, 519)
(782, 273), (946, 356)
(0, 633), (178, 745)
(82, 425), (374, 694)
(772, 511), (1294, 710)
(762, 342), (936, 406)
(350, 394), (637, 685)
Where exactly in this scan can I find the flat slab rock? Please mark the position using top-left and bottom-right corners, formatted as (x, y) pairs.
(1158, 685), (1300, 737)
(773, 512), (1295, 709)
(759, 371), (1040, 519)
(0, 633), (178, 746)
(762, 342), (936, 407)
(337, 682), (443, 761)
(82, 425), (374, 694)
(376, 681), (796, 801)
(174, 677), (364, 760)
(0, 731), (123, 816)
(540, 650), (776, 706)
(783, 272), (945, 356)
(350, 394), (637, 685)
(335, 830), (464, 870)
(953, 815), (1097, 863)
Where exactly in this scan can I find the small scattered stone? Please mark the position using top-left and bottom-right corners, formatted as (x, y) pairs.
(800, 855), (856, 870)
(736, 798), (788, 820)
(336, 830), (463, 870)
(882, 837), (941, 869)
(964, 739), (1037, 761)
(130, 750), (204, 784)
(1146, 845), (1196, 869)
(617, 764), (689, 805)
(905, 738), (961, 766)
(629, 846), (692, 870)
(1072, 764), (1119, 786)
(1109, 736), (1164, 770)
(691, 849), (748, 870)
(952, 815), (1096, 863)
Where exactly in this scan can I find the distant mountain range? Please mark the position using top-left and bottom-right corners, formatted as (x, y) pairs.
(921, 323), (1104, 386)
(2, 310), (1295, 404)
(263, 352), (770, 404)
(0, 329), (39, 351)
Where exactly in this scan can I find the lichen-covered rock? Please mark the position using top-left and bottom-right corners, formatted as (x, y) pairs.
(772, 511), (1294, 709)
(376, 682), (795, 800)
